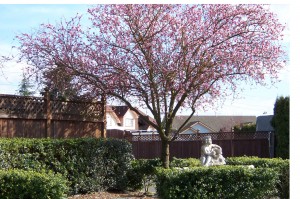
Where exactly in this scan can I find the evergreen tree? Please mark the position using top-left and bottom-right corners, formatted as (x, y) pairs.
(17, 73), (35, 96)
(271, 96), (289, 159)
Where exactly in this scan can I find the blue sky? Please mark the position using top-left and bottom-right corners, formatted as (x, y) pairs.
(0, 4), (290, 116)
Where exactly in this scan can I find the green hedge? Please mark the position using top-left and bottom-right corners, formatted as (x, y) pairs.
(226, 156), (289, 199)
(156, 166), (279, 199)
(170, 157), (202, 168)
(0, 169), (68, 199)
(0, 138), (134, 195)
(126, 159), (162, 192)
(127, 157), (201, 191)
(129, 157), (289, 199)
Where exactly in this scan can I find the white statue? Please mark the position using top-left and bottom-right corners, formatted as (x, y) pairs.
(200, 136), (226, 166)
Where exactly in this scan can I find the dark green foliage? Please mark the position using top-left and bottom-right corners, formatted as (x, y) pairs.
(44, 66), (79, 101)
(170, 157), (201, 167)
(17, 72), (35, 96)
(233, 123), (256, 132)
(126, 159), (162, 192)
(155, 166), (278, 199)
(0, 138), (134, 195)
(129, 157), (289, 199)
(226, 156), (290, 199)
(271, 96), (289, 159)
(0, 169), (68, 199)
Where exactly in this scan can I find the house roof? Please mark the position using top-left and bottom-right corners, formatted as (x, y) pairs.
(111, 106), (130, 117)
(106, 106), (121, 124)
(179, 120), (215, 133)
(256, 115), (274, 132)
(173, 115), (256, 132)
(135, 108), (156, 123)
(133, 108), (156, 130)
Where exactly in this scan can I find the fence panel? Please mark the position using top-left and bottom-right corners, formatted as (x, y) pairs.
(0, 93), (105, 138)
(121, 131), (273, 159)
(133, 141), (161, 159)
(106, 129), (126, 139)
(170, 140), (202, 159)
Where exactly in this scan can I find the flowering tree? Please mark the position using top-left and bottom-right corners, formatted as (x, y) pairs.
(15, 4), (286, 168)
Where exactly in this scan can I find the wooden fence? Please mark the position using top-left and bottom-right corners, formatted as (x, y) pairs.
(0, 92), (105, 138)
(118, 131), (274, 159)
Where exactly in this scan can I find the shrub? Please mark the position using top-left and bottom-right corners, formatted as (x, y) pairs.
(126, 157), (201, 192)
(156, 166), (279, 199)
(0, 169), (68, 199)
(0, 138), (134, 195)
(170, 157), (201, 168)
(126, 158), (162, 192)
(226, 156), (289, 199)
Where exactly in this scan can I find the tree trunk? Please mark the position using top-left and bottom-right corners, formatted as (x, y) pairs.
(161, 139), (170, 168)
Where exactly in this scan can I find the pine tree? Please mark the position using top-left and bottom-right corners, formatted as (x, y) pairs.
(17, 73), (35, 96)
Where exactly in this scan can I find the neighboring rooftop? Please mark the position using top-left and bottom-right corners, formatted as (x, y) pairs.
(256, 115), (274, 132)
(173, 115), (257, 132)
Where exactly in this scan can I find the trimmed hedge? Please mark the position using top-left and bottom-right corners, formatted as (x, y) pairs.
(170, 157), (202, 168)
(0, 138), (134, 195)
(126, 159), (162, 192)
(0, 169), (68, 199)
(127, 157), (201, 191)
(156, 166), (279, 199)
(129, 157), (289, 198)
(226, 156), (290, 199)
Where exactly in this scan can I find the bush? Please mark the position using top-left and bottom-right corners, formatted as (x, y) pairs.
(226, 156), (289, 199)
(0, 138), (134, 195)
(126, 158), (162, 192)
(156, 166), (279, 199)
(126, 157), (201, 192)
(168, 157), (289, 198)
(0, 169), (68, 199)
(170, 157), (201, 168)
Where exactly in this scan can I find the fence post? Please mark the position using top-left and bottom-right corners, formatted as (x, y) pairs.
(44, 88), (52, 138)
(230, 132), (234, 157)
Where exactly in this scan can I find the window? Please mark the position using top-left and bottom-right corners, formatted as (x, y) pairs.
(125, 118), (134, 127)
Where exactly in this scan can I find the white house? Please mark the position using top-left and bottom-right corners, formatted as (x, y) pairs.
(106, 106), (139, 130)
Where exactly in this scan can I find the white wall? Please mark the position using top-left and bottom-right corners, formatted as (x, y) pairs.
(106, 110), (138, 130)
(106, 113), (122, 130)
(123, 110), (137, 130)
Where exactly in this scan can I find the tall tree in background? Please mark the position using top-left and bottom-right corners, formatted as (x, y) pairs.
(15, 5), (286, 168)
(17, 72), (35, 96)
(271, 96), (289, 159)
(42, 64), (84, 100)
